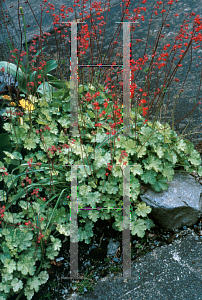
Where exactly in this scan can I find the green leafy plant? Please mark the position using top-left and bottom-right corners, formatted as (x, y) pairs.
(0, 79), (202, 299)
(0, 0), (202, 299)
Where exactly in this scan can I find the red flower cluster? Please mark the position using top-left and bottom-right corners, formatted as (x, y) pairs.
(24, 176), (32, 185)
(48, 145), (58, 154)
(0, 205), (5, 224)
(31, 188), (40, 197)
(37, 231), (45, 243)
(85, 92), (93, 102)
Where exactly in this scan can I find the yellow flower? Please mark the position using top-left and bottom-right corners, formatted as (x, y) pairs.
(10, 102), (17, 106)
(19, 99), (35, 111)
(1, 95), (12, 100)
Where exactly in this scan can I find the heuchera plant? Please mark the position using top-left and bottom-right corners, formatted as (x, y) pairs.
(0, 0), (202, 299)
(0, 80), (202, 299)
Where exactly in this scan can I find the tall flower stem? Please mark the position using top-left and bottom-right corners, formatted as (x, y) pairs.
(19, 7), (29, 71)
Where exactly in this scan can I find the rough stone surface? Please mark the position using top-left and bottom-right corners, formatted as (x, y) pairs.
(0, 1), (26, 94)
(0, 1), (26, 64)
(1, 0), (202, 148)
(66, 230), (202, 300)
(140, 171), (202, 231)
(4, 0), (121, 45)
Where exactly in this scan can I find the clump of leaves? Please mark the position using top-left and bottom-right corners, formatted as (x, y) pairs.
(0, 80), (202, 300)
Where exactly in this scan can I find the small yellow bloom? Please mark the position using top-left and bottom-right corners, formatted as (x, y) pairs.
(1, 95), (12, 100)
(10, 102), (17, 106)
(19, 99), (35, 111)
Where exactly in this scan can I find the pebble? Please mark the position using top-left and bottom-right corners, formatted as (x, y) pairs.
(56, 257), (64, 262)
(113, 257), (119, 263)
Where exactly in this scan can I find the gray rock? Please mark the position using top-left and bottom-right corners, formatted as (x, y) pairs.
(107, 238), (120, 257)
(0, 1), (26, 64)
(140, 171), (202, 231)
(4, 0), (121, 45)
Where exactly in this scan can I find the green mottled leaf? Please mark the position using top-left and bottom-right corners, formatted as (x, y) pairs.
(98, 179), (119, 195)
(24, 287), (34, 300)
(131, 218), (147, 238)
(151, 174), (169, 192)
(91, 132), (108, 144)
(144, 217), (155, 230)
(152, 145), (165, 158)
(3, 151), (22, 160)
(162, 161), (175, 182)
(143, 155), (163, 172)
(57, 116), (70, 127)
(130, 179), (141, 201)
(4, 258), (16, 274)
(135, 202), (151, 217)
(197, 165), (202, 176)
(176, 139), (187, 152)
(94, 148), (111, 168)
(11, 278), (23, 292)
(56, 223), (71, 237)
(141, 169), (157, 185)
(50, 235), (62, 251)
(136, 144), (147, 158)
(78, 221), (94, 244)
(2, 212), (23, 224)
(79, 185), (92, 197)
(40, 108), (52, 121)
(87, 210), (99, 222)
(188, 149), (201, 166)
(124, 139), (138, 155)
(38, 271), (49, 285)
(0, 190), (7, 202)
(84, 191), (101, 207)
(164, 149), (178, 164)
(131, 164), (143, 176)
(112, 212), (130, 231)
(27, 276), (40, 292)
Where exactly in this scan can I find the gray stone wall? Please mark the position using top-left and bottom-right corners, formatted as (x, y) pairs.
(3, 0), (121, 45)
(0, 0), (202, 147)
(0, 0), (26, 63)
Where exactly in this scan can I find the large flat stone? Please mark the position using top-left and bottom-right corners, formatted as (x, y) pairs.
(140, 171), (202, 231)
